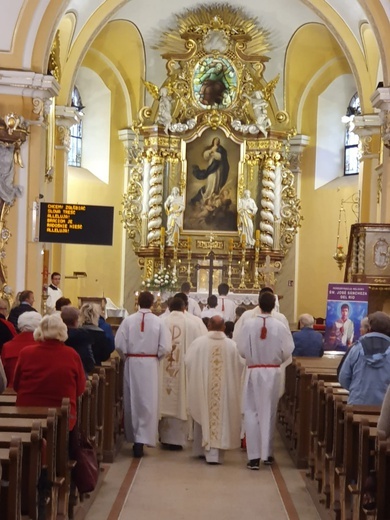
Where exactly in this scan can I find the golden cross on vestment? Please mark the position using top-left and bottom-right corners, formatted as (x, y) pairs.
(258, 255), (280, 288)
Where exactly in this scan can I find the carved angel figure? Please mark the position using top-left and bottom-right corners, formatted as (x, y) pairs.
(243, 90), (271, 137)
(156, 87), (173, 134)
(0, 143), (23, 204)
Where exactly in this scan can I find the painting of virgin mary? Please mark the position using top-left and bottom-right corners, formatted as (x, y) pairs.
(184, 129), (240, 232)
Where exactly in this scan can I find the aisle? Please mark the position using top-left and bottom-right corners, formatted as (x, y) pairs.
(86, 434), (320, 520)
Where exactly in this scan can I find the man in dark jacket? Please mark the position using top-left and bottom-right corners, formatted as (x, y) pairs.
(8, 290), (37, 332)
(292, 314), (324, 357)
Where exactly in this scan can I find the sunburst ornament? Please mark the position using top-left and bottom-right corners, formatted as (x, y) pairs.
(152, 3), (272, 58)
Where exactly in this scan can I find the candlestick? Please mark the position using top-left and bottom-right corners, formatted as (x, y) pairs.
(187, 237), (192, 249)
(174, 232), (178, 247)
(255, 229), (260, 240)
(242, 234), (246, 247)
(161, 227), (165, 244)
(228, 238), (233, 252)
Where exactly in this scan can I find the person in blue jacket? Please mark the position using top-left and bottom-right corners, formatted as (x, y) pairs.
(338, 311), (390, 405)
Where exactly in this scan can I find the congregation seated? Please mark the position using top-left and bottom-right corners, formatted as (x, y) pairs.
(1, 311), (41, 387)
(54, 296), (71, 313)
(80, 303), (112, 365)
(292, 313), (324, 357)
(13, 314), (86, 431)
(8, 290), (38, 331)
(338, 311), (390, 405)
(0, 298), (16, 353)
(62, 305), (96, 375)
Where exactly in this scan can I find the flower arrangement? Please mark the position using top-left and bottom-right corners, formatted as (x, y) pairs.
(141, 267), (178, 291)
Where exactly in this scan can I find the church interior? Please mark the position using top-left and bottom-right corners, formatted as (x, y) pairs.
(1, 1), (390, 519)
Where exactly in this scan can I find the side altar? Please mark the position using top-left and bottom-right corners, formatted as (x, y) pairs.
(121, 5), (302, 294)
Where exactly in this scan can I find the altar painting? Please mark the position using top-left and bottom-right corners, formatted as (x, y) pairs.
(184, 128), (240, 232)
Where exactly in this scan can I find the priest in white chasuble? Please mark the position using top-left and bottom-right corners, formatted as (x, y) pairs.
(185, 316), (245, 464)
(159, 297), (205, 448)
(238, 292), (294, 470)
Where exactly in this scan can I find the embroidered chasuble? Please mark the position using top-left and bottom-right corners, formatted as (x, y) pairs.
(185, 330), (245, 450)
(160, 311), (202, 421)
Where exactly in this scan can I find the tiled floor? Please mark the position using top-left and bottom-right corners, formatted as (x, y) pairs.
(86, 433), (320, 520)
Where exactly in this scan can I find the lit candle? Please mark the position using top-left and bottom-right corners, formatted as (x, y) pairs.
(228, 238), (233, 252)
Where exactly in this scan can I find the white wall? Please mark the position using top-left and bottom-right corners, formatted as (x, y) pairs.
(76, 67), (111, 184)
(315, 74), (356, 189)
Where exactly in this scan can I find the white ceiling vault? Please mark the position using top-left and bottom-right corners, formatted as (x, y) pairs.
(62, 0), (378, 107)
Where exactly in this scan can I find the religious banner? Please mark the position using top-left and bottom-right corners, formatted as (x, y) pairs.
(324, 283), (369, 351)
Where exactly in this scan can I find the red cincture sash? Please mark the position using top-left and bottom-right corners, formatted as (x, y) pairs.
(248, 364), (280, 369)
(125, 354), (158, 358)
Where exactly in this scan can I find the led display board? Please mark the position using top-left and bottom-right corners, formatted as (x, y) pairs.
(39, 202), (114, 246)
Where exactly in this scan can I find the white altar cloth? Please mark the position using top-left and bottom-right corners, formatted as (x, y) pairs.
(188, 292), (259, 306)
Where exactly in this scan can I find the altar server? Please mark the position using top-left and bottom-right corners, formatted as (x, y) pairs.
(159, 297), (205, 448)
(239, 291), (294, 469)
(115, 291), (171, 458)
(215, 283), (236, 322)
(185, 315), (245, 464)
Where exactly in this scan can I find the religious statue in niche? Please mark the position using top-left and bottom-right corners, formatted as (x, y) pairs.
(237, 190), (258, 246)
(164, 187), (185, 245)
(184, 129), (239, 232)
(193, 56), (237, 109)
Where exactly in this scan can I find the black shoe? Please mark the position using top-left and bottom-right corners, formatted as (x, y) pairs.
(133, 443), (144, 458)
(247, 459), (260, 470)
(161, 442), (183, 451)
(263, 456), (274, 466)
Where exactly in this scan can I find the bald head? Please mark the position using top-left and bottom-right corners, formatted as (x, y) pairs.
(208, 315), (225, 331)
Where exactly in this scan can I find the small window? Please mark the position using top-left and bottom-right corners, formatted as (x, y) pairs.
(68, 86), (84, 167)
(343, 93), (361, 176)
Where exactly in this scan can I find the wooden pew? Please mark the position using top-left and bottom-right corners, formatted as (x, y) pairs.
(0, 438), (22, 520)
(375, 434), (390, 520)
(290, 357), (341, 467)
(337, 408), (380, 520)
(0, 422), (42, 520)
(0, 410), (59, 520)
(96, 358), (124, 462)
(0, 399), (71, 518)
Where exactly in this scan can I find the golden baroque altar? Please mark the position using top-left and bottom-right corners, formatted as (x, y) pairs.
(121, 4), (302, 292)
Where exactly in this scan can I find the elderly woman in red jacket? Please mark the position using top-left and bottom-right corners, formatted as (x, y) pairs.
(13, 314), (85, 431)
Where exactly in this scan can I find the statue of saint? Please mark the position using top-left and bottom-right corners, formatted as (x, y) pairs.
(243, 90), (271, 137)
(164, 187), (185, 245)
(156, 87), (172, 134)
(237, 190), (258, 246)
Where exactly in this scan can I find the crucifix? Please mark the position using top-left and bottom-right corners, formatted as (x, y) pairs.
(195, 233), (226, 296)
(258, 255), (281, 288)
